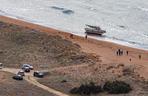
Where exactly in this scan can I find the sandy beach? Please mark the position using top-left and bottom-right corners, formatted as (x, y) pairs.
(0, 16), (147, 62)
(0, 15), (148, 96)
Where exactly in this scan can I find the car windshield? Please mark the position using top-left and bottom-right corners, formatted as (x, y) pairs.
(39, 72), (43, 75)
(23, 64), (30, 67)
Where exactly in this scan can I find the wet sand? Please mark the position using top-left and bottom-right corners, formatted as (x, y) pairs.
(0, 15), (148, 80)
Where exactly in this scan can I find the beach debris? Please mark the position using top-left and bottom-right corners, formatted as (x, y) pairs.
(85, 24), (106, 36)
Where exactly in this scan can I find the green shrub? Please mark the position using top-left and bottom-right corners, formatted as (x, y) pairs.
(103, 81), (132, 94)
(70, 82), (102, 95)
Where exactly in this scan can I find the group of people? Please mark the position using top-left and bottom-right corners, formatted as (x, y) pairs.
(116, 49), (134, 57)
(116, 49), (124, 56)
(69, 33), (143, 61)
(116, 49), (142, 61)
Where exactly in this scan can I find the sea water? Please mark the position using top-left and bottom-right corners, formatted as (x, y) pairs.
(0, 0), (148, 50)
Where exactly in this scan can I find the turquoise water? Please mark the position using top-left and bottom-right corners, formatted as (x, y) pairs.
(0, 0), (148, 50)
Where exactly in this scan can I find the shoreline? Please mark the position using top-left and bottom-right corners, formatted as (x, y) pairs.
(0, 15), (147, 54)
(1, 14), (148, 51)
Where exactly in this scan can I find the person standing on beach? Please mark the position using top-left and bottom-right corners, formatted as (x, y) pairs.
(120, 49), (123, 56)
(116, 49), (124, 56)
(85, 34), (88, 39)
(126, 51), (129, 55)
(70, 34), (74, 39)
(139, 55), (141, 59)
(118, 49), (123, 56)
(118, 49), (120, 56)
(116, 49), (119, 56)
(116, 50), (119, 56)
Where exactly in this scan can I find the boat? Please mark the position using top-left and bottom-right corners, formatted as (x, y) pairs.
(85, 24), (106, 36)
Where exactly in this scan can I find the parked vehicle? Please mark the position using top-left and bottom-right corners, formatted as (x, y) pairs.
(34, 71), (44, 78)
(23, 67), (30, 72)
(0, 63), (3, 69)
(17, 70), (25, 76)
(12, 75), (23, 80)
(22, 64), (33, 70)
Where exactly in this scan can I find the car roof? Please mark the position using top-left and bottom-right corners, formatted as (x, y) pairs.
(19, 70), (24, 72)
(16, 74), (22, 77)
(24, 66), (30, 69)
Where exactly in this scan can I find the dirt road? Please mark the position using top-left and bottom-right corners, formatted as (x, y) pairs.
(2, 68), (69, 96)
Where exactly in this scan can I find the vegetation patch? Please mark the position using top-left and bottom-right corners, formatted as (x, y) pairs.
(103, 81), (132, 94)
(70, 81), (132, 95)
(70, 82), (102, 95)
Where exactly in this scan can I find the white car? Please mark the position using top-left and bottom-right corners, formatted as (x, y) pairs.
(0, 63), (3, 69)
(17, 70), (25, 76)
(22, 64), (33, 70)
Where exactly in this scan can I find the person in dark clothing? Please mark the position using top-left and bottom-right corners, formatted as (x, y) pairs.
(126, 51), (129, 55)
(70, 34), (74, 39)
(85, 34), (88, 39)
(118, 49), (121, 56)
(139, 55), (141, 59)
(120, 50), (123, 55)
(116, 49), (124, 56)
(129, 58), (131, 62)
(116, 50), (119, 56)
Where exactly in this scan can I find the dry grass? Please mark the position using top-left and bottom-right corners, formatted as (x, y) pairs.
(38, 63), (148, 96)
(0, 21), (99, 69)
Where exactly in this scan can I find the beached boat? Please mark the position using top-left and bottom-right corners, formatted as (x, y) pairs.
(85, 24), (106, 36)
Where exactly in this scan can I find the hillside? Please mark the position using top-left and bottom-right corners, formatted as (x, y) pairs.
(0, 21), (99, 69)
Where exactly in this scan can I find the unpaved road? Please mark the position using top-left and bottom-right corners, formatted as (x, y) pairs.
(1, 68), (69, 96)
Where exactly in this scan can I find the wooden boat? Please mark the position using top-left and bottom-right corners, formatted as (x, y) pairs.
(85, 24), (106, 36)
